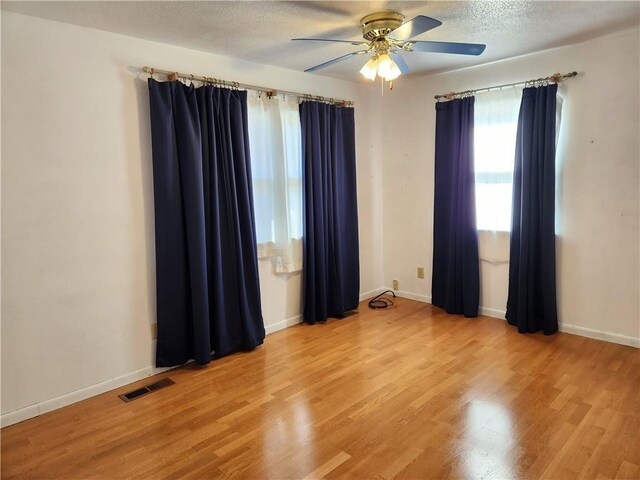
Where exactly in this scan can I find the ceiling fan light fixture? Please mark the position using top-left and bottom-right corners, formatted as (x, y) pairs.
(359, 56), (379, 81)
(376, 53), (401, 81)
(295, 11), (487, 79)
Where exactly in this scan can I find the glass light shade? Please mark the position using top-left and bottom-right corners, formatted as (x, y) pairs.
(377, 53), (401, 81)
(359, 57), (378, 81)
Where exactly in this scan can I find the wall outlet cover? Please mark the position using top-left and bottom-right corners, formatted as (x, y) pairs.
(150, 323), (157, 340)
(393, 279), (399, 290)
(417, 267), (425, 279)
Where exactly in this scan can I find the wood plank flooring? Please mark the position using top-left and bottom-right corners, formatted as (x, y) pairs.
(2, 298), (639, 479)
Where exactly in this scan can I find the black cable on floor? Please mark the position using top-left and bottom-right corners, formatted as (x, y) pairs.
(368, 290), (397, 309)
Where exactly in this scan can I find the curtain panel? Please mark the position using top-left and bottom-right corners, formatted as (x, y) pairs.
(506, 84), (559, 335)
(148, 79), (265, 367)
(432, 97), (480, 317)
(300, 101), (360, 325)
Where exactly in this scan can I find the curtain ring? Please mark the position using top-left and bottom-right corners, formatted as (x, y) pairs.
(149, 68), (155, 79)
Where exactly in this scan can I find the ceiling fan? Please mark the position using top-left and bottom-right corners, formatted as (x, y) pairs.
(292, 12), (486, 82)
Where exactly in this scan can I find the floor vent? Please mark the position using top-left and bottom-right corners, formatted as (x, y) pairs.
(119, 377), (175, 403)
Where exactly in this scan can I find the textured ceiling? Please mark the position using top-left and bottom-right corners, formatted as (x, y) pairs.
(2, 1), (639, 81)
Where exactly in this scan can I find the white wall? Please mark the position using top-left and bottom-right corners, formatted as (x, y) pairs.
(0, 12), (382, 422)
(381, 28), (640, 346)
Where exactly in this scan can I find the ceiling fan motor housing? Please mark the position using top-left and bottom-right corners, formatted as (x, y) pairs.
(360, 11), (405, 41)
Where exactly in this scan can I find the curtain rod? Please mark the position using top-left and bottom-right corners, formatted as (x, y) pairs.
(434, 71), (578, 101)
(141, 66), (354, 107)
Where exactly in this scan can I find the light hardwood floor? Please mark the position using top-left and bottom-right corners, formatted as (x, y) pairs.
(2, 298), (639, 479)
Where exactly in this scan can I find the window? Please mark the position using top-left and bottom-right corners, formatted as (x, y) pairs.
(474, 87), (522, 231)
(247, 92), (303, 273)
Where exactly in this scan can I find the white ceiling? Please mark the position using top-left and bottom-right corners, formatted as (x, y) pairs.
(2, 1), (639, 81)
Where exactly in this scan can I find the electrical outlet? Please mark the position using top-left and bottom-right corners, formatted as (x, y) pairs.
(417, 267), (425, 279)
(393, 279), (399, 290)
(150, 323), (157, 340)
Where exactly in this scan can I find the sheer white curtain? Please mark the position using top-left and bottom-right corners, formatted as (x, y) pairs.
(474, 86), (523, 231)
(247, 91), (303, 273)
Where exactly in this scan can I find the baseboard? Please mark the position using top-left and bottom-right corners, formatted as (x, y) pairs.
(479, 306), (506, 319)
(0, 405), (39, 429)
(394, 290), (505, 319)
(265, 314), (302, 335)
(384, 287), (639, 348)
(559, 323), (639, 348)
(265, 290), (390, 330)
(359, 287), (432, 305)
(5, 297), (634, 429)
(394, 289), (432, 304)
(1, 365), (172, 428)
(359, 287), (390, 302)
(1, 311), (333, 428)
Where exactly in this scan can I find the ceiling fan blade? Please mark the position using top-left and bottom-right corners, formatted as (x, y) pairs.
(408, 41), (486, 55)
(292, 38), (369, 46)
(304, 50), (369, 73)
(390, 52), (410, 74)
(389, 15), (442, 41)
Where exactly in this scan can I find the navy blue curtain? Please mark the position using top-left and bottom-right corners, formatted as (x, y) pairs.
(506, 84), (559, 334)
(148, 79), (265, 367)
(432, 97), (480, 317)
(300, 101), (360, 324)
